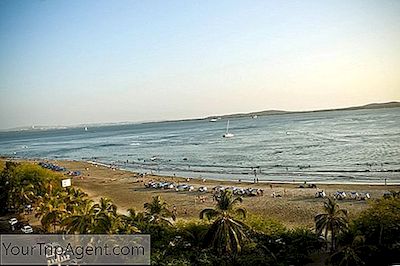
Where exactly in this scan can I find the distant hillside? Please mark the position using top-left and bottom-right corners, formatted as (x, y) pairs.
(206, 110), (288, 120)
(205, 101), (400, 120)
(4, 101), (399, 132)
(345, 101), (400, 110)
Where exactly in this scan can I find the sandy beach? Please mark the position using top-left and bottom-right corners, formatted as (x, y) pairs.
(5, 158), (394, 228)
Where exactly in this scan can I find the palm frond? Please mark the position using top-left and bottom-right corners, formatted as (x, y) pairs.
(199, 208), (220, 220)
(234, 207), (246, 219)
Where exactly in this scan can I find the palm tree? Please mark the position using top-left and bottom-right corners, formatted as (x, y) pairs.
(93, 197), (118, 216)
(179, 222), (208, 249)
(35, 194), (68, 232)
(114, 214), (141, 234)
(62, 200), (96, 234)
(331, 235), (366, 266)
(123, 208), (146, 225)
(144, 196), (175, 225)
(315, 197), (348, 252)
(200, 190), (248, 254)
(63, 187), (88, 213)
(63, 197), (122, 234)
(113, 208), (144, 234)
(9, 181), (37, 212)
(36, 186), (90, 232)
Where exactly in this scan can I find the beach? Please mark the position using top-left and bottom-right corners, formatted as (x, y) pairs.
(7, 158), (398, 228)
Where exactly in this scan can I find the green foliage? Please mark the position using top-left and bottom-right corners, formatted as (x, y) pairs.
(235, 241), (278, 266)
(344, 195), (400, 265)
(175, 220), (209, 248)
(279, 228), (323, 264)
(245, 213), (286, 236)
(315, 197), (348, 252)
(248, 227), (322, 266)
(200, 190), (246, 220)
(331, 231), (375, 266)
(35, 192), (69, 232)
(0, 161), (61, 213)
(143, 223), (176, 250)
(204, 215), (249, 254)
(0, 161), (18, 214)
(61, 197), (138, 234)
(354, 196), (400, 245)
(144, 196), (175, 225)
(200, 190), (249, 254)
(2, 161), (344, 264)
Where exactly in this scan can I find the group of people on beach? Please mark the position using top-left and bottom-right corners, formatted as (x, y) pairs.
(172, 205), (188, 217)
(195, 195), (207, 204)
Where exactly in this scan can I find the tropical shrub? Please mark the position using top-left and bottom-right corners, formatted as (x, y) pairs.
(344, 195), (400, 265)
(245, 213), (286, 236)
(0, 161), (61, 213)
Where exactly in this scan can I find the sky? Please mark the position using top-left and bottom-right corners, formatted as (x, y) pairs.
(0, 0), (399, 129)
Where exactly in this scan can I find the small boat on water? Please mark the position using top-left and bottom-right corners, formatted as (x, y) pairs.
(223, 120), (234, 138)
(210, 118), (218, 122)
(84, 127), (88, 131)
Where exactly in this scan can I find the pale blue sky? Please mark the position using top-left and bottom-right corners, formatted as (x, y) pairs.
(1, 0), (399, 129)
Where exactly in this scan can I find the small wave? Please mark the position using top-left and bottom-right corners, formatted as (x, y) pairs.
(130, 142), (141, 146)
(97, 143), (125, 148)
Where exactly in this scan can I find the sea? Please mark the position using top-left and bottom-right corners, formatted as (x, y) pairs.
(1, 107), (399, 184)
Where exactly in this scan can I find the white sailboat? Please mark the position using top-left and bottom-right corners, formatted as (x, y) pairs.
(223, 120), (234, 138)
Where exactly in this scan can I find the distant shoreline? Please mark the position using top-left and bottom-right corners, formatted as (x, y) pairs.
(2, 101), (399, 132)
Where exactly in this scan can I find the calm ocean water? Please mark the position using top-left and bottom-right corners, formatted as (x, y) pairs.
(1, 108), (400, 183)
